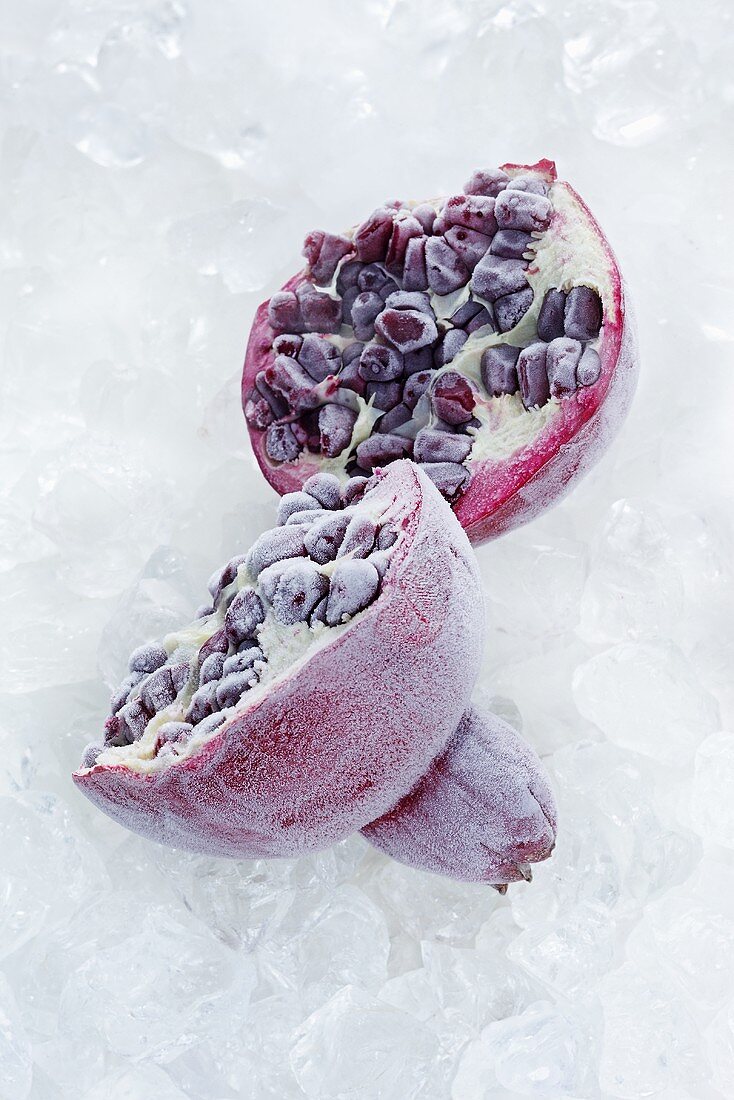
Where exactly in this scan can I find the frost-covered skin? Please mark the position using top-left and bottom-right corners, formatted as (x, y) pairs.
(242, 159), (638, 543)
(361, 706), (557, 885)
(73, 462), (483, 859)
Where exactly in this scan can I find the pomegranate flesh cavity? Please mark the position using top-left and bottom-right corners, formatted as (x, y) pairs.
(242, 160), (638, 542)
(73, 462), (483, 859)
(361, 706), (557, 885)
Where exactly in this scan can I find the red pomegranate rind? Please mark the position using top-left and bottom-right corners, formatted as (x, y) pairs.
(73, 463), (483, 858)
(241, 159), (638, 540)
(361, 706), (557, 884)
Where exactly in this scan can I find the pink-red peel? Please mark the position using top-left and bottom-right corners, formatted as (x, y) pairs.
(74, 463), (485, 859)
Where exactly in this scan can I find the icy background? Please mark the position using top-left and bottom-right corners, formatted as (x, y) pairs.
(1, 0), (733, 1097)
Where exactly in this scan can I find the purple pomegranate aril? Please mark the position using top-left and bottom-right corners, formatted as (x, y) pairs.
(437, 194), (497, 236)
(199, 627), (229, 663)
(490, 229), (533, 260)
(255, 373), (289, 419)
(366, 380), (402, 412)
(298, 334), (341, 382)
(537, 288), (567, 341)
(376, 308), (438, 353)
(268, 290), (304, 334)
(419, 461), (469, 498)
(385, 215), (423, 276)
(337, 513), (378, 558)
(402, 237), (429, 291)
(139, 668), (177, 714)
(351, 291), (383, 341)
(302, 231), (354, 286)
(156, 722), (193, 746)
(577, 345), (602, 387)
(296, 283), (342, 334)
(200, 652), (226, 684)
(272, 334), (303, 358)
(111, 671), (144, 714)
(336, 260), (363, 295)
(471, 256), (528, 302)
(265, 356), (320, 412)
(431, 372), (475, 425)
(517, 343), (551, 409)
(494, 287), (534, 332)
(337, 356), (366, 397)
(450, 300), (483, 328)
(507, 175), (548, 195)
(412, 203), (436, 233)
(304, 512), (351, 563)
(129, 644), (168, 674)
(223, 647), (263, 675)
(354, 207), (395, 262)
(215, 672), (255, 710)
(495, 189), (552, 232)
(303, 472), (342, 509)
(271, 562), (330, 625)
(424, 237), (469, 295)
(225, 588), (265, 645)
(356, 433), (413, 469)
(376, 402), (412, 434)
(403, 346), (434, 376)
(435, 329), (468, 367)
(546, 337), (582, 397)
(268, 424), (296, 460)
(414, 428), (472, 464)
(384, 290), (433, 314)
(463, 167), (509, 197)
(565, 286), (603, 341)
(325, 558), (380, 625)
(481, 344), (520, 397)
(466, 305), (495, 334)
(358, 343), (404, 381)
(403, 370), (434, 410)
(444, 225), (492, 269)
(319, 404), (357, 457)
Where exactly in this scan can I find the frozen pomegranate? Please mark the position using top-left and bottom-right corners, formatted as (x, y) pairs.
(73, 462), (483, 858)
(361, 706), (557, 886)
(242, 160), (638, 542)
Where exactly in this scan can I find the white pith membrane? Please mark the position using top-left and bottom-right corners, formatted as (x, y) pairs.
(246, 167), (616, 499)
(81, 476), (403, 776)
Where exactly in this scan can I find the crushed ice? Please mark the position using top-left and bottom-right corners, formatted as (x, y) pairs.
(1, 0), (732, 1097)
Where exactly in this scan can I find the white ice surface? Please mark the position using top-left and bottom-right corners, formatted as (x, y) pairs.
(1, 1), (733, 1097)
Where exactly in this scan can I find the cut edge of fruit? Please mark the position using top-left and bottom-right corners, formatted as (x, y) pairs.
(241, 161), (624, 529)
(451, 178), (625, 535)
(74, 464), (421, 780)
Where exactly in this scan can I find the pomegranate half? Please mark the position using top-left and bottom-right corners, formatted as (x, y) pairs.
(73, 462), (484, 859)
(242, 160), (638, 542)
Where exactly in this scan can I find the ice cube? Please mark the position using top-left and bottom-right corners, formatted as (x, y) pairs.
(453, 1001), (595, 1099)
(59, 907), (256, 1060)
(290, 985), (437, 1100)
(691, 731), (734, 848)
(259, 886), (390, 1013)
(705, 999), (734, 1098)
(80, 1065), (189, 1100)
(0, 974), (32, 1100)
(598, 963), (705, 1098)
(579, 500), (684, 644)
(0, 793), (108, 962)
(573, 642), (720, 764)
